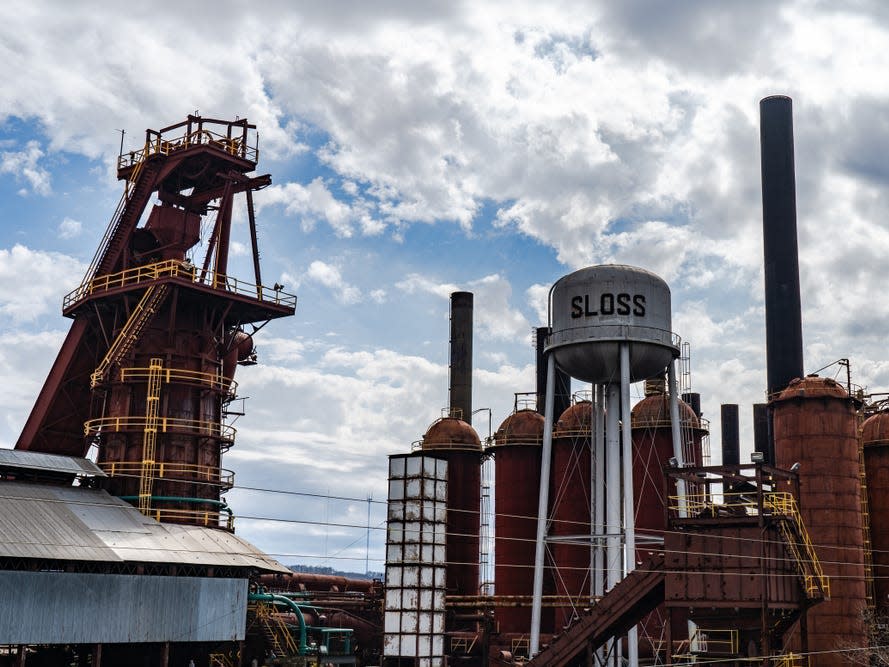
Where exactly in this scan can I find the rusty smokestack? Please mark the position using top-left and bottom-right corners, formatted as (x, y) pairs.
(760, 95), (804, 398)
(449, 292), (473, 424)
(720, 404), (740, 466)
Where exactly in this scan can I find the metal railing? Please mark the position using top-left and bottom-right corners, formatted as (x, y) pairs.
(84, 415), (235, 443)
(147, 506), (234, 531)
(119, 365), (238, 398)
(64, 259), (296, 311)
(668, 491), (829, 599)
(118, 125), (257, 171)
(100, 461), (235, 489)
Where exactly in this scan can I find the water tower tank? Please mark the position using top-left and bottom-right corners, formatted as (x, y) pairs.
(546, 265), (678, 383)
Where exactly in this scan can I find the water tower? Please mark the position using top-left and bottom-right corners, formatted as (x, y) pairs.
(530, 265), (683, 664)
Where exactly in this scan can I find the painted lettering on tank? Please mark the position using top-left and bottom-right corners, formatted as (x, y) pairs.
(569, 292), (647, 319)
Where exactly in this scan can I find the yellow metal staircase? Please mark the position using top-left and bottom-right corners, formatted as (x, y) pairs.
(765, 493), (830, 599)
(249, 602), (300, 657)
(90, 284), (169, 387)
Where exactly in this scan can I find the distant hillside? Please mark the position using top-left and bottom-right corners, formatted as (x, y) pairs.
(288, 564), (383, 581)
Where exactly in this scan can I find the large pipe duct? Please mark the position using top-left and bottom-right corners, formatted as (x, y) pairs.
(720, 404), (740, 466)
(760, 95), (804, 398)
(449, 292), (473, 424)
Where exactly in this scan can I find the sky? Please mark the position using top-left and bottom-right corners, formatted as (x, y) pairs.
(2, 0), (889, 575)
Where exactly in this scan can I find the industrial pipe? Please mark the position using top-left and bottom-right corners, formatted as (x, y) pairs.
(249, 592), (309, 655)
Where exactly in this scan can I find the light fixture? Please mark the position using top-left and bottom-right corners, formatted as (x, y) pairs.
(750, 452), (764, 463)
(668, 457), (678, 468)
(790, 462), (801, 472)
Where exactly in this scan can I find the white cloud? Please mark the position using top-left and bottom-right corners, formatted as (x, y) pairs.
(0, 245), (83, 322)
(306, 260), (362, 304)
(0, 141), (51, 196)
(57, 217), (82, 239)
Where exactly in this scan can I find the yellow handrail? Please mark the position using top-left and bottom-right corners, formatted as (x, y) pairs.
(85, 415), (235, 442)
(90, 284), (169, 387)
(119, 365), (238, 397)
(118, 126), (257, 170)
(64, 258), (296, 311)
(100, 461), (235, 488)
(148, 506), (234, 531)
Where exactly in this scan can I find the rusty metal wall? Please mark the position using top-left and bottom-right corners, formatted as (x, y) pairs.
(550, 401), (592, 628)
(862, 411), (889, 609)
(773, 377), (867, 665)
(419, 418), (482, 598)
(489, 410), (553, 635)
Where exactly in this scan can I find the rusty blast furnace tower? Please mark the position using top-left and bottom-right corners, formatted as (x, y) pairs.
(16, 116), (296, 527)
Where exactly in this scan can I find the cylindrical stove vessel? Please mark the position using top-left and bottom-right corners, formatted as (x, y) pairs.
(550, 401), (592, 628)
(419, 416), (483, 597)
(773, 376), (866, 664)
(631, 390), (705, 661)
(862, 412), (889, 610)
(631, 392), (704, 543)
(488, 410), (554, 639)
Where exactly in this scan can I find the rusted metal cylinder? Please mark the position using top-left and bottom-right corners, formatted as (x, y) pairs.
(550, 401), (592, 629)
(420, 416), (483, 597)
(773, 376), (866, 664)
(862, 411), (889, 609)
(721, 404), (740, 466)
(631, 394), (703, 542)
(487, 410), (554, 636)
(631, 393), (703, 659)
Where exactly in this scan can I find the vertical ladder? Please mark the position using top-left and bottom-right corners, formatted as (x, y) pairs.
(859, 420), (875, 608)
(137, 358), (164, 515)
(91, 285), (169, 387)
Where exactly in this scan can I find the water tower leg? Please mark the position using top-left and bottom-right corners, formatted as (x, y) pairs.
(620, 343), (639, 667)
(530, 353), (556, 657)
(606, 381), (621, 667)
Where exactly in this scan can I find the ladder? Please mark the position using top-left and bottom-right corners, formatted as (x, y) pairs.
(91, 285), (168, 387)
(859, 422), (875, 607)
(251, 602), (300, 657)
(137, 358), (164, 515)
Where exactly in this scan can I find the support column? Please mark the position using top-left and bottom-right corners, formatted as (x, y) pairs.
(605, 382), (621, 667)
(530, 353), (556, 656)
(620, 344), (638, 667)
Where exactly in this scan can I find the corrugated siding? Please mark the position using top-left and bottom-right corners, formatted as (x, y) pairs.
(0, 449), (105, 477)
(0, 572), (247, 643)
(0, 482), (289, 572)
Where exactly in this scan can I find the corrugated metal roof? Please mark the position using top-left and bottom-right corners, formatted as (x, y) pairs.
(0, 482), (288, 573)
(0, 449), (106, 477)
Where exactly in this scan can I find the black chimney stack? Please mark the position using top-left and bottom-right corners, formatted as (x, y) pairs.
(449, 292), (473, 424)
(753, 403), (772, 463)
(682, 392), (702, 419)
(760, 95), (805, 397)
(720, 404), (740, 466)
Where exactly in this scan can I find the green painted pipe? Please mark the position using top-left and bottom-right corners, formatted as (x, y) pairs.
(249, 592), (308, 655)
(117, 495), (234, 516)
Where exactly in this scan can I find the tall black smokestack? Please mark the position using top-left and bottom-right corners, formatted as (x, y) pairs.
(449, 292), (473, 424)
(760, 95), (805, 397)
(720, 404), (740, 466)
(753, 403), (772, 463)
(535, 327), (570, 419)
